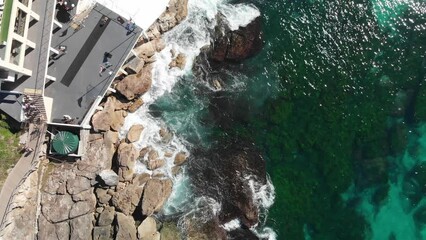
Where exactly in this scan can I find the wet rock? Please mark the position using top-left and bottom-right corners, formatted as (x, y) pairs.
(115, 212), (137, 240)
(159, 128), (173, 143)
(188, 142), (266, 228)
(148, 149), (159, 161)
(174, 152), (187, 166)
(139, 147), (151, 158)
(134, 39), (166, 60)
(169, 53), (187, 69)
(98, 169), (119, 187)
(111, 184), (144, 216)
(210, 15), (262, 62)
(127, 124), (144, 143)
(141, 179), (173, 216)
(147, 159), (166, 170)
(117, 142), (139, 182)
(147, 0), (188, 36)
(160, 222), (181, 240)
(172, 166), (182, 176)
(184, 217), (226, 240)
(98, 206), (115, 226)
(116, 64), (153, 101)
(128, 98), (144, 113)
(133, 173), (151, 186)
(137, 217), (160, 240)
(93, 226), (112, 240)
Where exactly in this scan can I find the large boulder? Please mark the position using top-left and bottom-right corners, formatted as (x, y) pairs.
(141, 179), (173, 216)
(116, 142), (139, 182)
(98, 169), (119, 187)
(91, 109), (113, 132)
(110, 110), (127, 131)
(128, 98), (144, 113)
(146, 0), (188, 36)
(111, 184), (144, 216)
(127, 124), (144, 143)
(116, 64), (153, 101)
(169, 53), (186, 69)
(115, 212), (137, 240)
(209, 15), (262, 62)
(134, 39), (166, 60)
(174, 152), (187, 166)
(137, 217), (160, 240)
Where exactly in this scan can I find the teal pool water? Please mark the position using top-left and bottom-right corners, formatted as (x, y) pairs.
(153, 0), (426, 239)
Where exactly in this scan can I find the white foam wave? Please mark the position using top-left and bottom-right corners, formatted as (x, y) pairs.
(246, 175), (276, 209)
(251, 227), (278, 240)
(219, 3), (261, 31)
(120, 0), (274, 236)
(221, 219), (241, 231)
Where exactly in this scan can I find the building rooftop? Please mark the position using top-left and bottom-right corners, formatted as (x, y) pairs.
(44, 3), (142, 124)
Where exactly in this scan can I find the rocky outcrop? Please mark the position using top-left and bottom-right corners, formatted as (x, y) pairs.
(116, 64), (153, 101)
(134, 39), (166, 60)
(141, 179), (173, 216)
(188, 142), (266, 229)
(115, 212), (137, 240)
(169, 53), (187, 69)
(116, 142), (139, 182)
(209, 15), (262, 62)
(145, 0), (189, 40)
(127, 124), (144, 143)
(137, 217), (160, 240)
(128, 98), (144, 113)
(160, 222), (181, 240)
(174, 152), (188, 166)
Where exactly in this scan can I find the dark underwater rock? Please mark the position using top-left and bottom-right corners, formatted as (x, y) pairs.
(188, 140), (266, 229)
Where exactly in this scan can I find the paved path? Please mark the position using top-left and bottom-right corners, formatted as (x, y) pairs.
(0, 123), (46, 231)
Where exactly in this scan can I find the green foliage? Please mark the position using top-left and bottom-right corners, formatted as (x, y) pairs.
(0, 114), (21, 190)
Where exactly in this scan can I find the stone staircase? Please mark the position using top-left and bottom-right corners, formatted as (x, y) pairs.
(24, 89), (47, 123)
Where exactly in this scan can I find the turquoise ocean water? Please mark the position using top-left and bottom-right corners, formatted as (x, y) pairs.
(152, 0), (426, 239)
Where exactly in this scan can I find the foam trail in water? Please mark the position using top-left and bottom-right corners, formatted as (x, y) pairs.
(120, 0), (273, 236)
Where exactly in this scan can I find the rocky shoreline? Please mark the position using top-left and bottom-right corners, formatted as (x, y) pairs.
(0, 1), (268, 239)
(0, 1), (188, 239)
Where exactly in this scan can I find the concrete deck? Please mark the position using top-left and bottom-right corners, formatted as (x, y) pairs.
(0, 0), (55, 121)
(45, 3), (142, 124)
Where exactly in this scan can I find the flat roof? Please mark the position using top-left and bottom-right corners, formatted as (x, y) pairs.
(44, 3), (142, 124)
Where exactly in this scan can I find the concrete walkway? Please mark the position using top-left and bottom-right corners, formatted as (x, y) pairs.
(0, 123), (47, 231)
